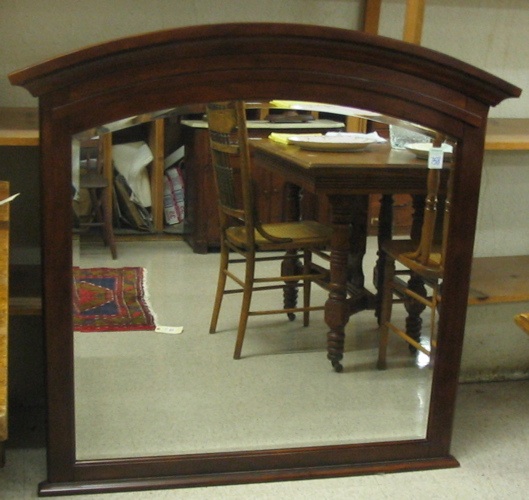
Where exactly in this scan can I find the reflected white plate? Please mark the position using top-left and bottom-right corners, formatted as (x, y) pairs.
(288, 135), (376, 152)
(405, 142), (453, 160)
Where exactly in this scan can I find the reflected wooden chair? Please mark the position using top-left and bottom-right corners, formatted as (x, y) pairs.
(377, 134), (451, 369)
(77, 140), (117, 259)
(206, 101), (333, 359)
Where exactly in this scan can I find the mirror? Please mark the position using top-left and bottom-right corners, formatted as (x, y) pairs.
(8, 24), (518, 495)
(71, 105), (439, 460)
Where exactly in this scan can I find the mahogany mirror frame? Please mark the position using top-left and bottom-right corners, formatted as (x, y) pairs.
(9, 23), (520, 496)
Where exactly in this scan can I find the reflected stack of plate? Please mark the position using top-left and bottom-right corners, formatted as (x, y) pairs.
(269, 131), (386, 152)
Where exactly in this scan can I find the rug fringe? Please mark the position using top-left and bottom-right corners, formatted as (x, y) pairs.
(141, 267), (159, 328)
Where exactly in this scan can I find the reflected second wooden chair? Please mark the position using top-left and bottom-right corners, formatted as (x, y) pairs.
(377, 134), (452, 369)
(76, 140), (117, 260)
(206, 101), (332, 359)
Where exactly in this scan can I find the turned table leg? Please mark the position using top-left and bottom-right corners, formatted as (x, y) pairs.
(282, 182), (302, 312)
(373, 194), (394, 322)
(325, 195), (360, 372)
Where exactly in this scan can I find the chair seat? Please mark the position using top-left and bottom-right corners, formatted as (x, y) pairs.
(382, 238), (443, 281)
(226, 220), (333, 250)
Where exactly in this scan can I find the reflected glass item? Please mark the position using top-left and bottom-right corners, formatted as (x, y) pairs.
(389, 124), (431, 149)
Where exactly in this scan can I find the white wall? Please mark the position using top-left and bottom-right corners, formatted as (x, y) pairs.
(0, 0), (362, 106)
(474, 153), (529, 256)
(378, 0), (529, 118)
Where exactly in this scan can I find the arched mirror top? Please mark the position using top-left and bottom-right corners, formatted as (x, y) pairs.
(10, 23), (519, 136)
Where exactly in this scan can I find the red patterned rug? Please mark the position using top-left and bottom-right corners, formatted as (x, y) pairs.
(73, 267), (157, 332)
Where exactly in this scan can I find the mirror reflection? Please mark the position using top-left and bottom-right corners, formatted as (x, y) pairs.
(71, 101), (451, 460)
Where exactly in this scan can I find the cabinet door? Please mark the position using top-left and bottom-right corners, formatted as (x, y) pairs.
(181, 127), (218, 253)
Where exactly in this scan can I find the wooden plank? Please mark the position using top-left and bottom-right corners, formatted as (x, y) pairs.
(469, 255), (529, 305)
(485, 118), (529, 150)
(362, 0), (382, 35)
(149, 118), (165, 232)
(9, 296), (42, 316)
(0, 107), (39, 146)
(403, 0), (426, 44)
(99, 132), (114, 242)
(9, 264), (41, 316)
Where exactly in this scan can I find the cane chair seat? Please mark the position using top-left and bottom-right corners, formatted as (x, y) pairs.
(226, 221), (332, 250)
(207, 100), (332, 360)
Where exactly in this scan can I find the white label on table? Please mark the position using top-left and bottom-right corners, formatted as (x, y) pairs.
(428, 147), (444, 169)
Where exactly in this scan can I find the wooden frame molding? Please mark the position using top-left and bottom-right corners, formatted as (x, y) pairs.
(9, 23), (520, 496)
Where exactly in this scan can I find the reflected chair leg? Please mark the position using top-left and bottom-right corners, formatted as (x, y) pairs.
(233, 251), (256, 359)
(209, 240), (229, 334)
(101, 185), (117, 259)
(405, 273), (427, 353)
(303, 249), (311, 327)
(428, 282), (441, 366)
(282, 250), (299, 320)
(377, 256), (395, 370)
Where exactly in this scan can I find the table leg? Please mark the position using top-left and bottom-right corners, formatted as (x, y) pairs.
(347, 195), (368, 289)
(373, 194), (394, 321)
(325, 195), (359, 372)
(282, 183), (302, 312)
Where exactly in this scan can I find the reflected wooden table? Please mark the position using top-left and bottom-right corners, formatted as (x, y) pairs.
(251, 139), (437, 372)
